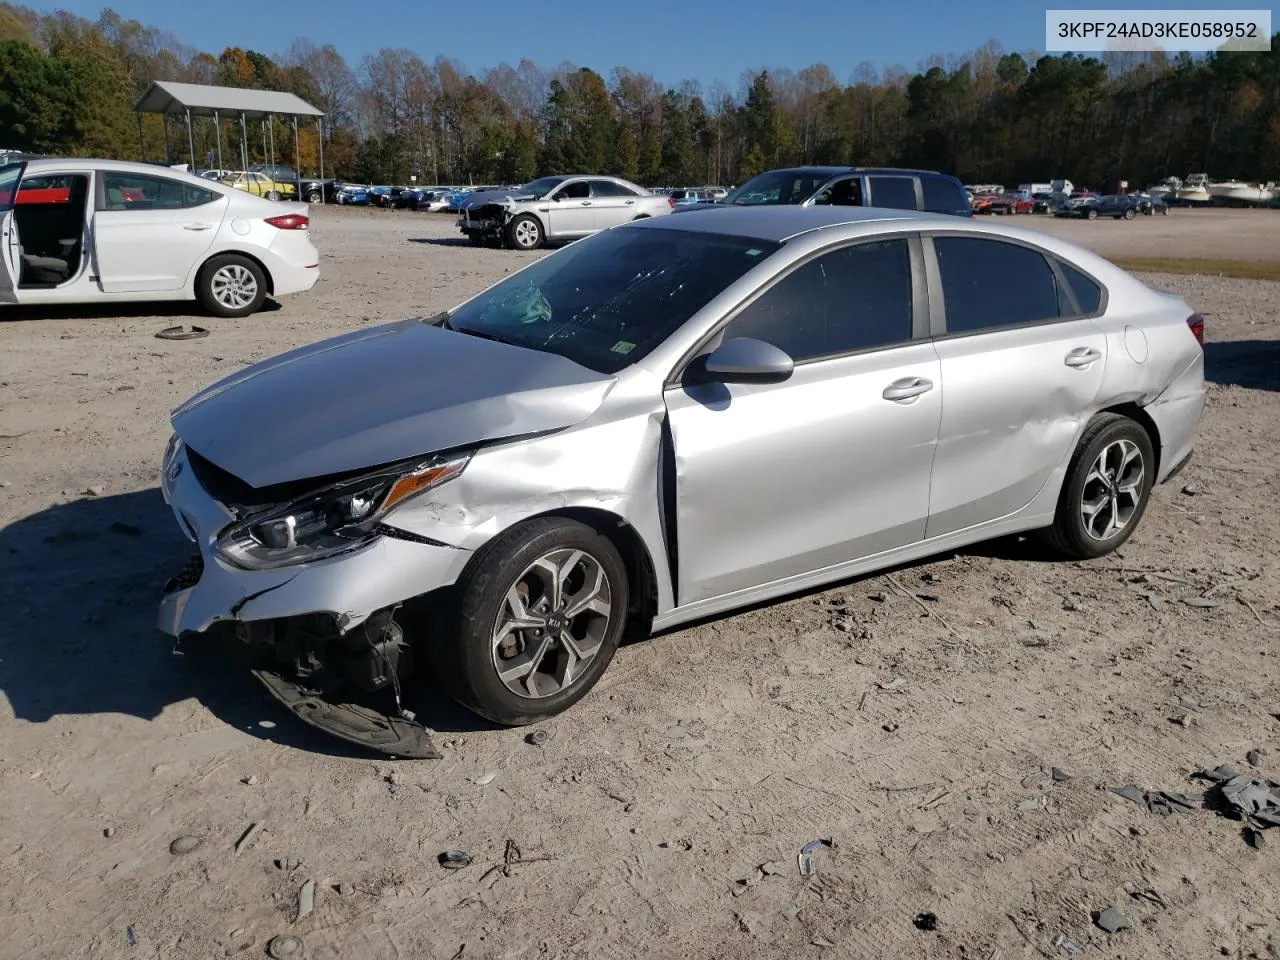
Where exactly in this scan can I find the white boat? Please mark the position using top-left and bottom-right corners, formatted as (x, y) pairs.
(1207, 180), (1276, 205)
(1147, 176), (1179, 198)
(1176, 173), (1211, 203)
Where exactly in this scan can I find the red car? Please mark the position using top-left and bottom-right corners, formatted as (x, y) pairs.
(988, 191), (1034, 215)
(970, 193), (996, 214)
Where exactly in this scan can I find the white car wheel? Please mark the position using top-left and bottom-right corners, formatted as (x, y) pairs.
(198, 255), (267, 318)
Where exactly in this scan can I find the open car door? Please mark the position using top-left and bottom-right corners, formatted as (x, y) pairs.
(0, 161), (27, 303)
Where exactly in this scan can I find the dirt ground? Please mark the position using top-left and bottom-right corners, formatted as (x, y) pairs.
(1, 206), (1279, 960)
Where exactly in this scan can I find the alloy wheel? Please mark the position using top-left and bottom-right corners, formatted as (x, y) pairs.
(514, 219), (540, 248)
(1080, 439), (1144, 541)
(210, 264), (258, 311)
(491, 548), (612, 698)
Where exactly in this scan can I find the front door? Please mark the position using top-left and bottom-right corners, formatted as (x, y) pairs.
(924, 235), (1108, 537)
(546, 180), (595, 236)
(0, 161), (26, 303)
(664, 237), (942, 605)
(93, 171), (226, 293)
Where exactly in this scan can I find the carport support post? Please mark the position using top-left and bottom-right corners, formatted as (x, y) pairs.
(292, 115), (301, 200)
(317, 117), (326, 205)
(215, 110), (224, 173)
(239, 113), (249, 171)
(185, 108), (196, 172)
(135, 112), (145, 161)
(162, 113), (171, 163)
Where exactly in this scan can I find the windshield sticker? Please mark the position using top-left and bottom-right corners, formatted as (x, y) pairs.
(745, 248), (763, 256)
(610, 340), (637, 355)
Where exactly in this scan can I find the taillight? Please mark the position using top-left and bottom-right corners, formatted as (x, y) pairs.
(667, 197), (676, 209)
(265, 213), (309, 230)
(1186, 312), (1204, 347)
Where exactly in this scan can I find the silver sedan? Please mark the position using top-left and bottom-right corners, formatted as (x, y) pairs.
(158, 206), (1205, 756)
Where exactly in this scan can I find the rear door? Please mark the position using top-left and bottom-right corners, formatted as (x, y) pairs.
(93, 172), (228, 293)
(589, 179), (639, 228)
(0, 161), (26, 303)
(923, 234), (1108, 537)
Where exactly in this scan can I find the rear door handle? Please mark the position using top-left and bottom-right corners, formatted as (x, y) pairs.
(625, 199), (635, 205)
(183, 223), (212, 231)
(580, 201), (592, 206)
(882, 376), (934, 402)
(1064, 346), (1102, 368)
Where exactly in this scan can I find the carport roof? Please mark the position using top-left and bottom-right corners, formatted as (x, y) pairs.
(133, 81), (323, 119)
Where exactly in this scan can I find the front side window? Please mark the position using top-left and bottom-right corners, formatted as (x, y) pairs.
(810, 177), (863, 207)
(445, 228), (780, 374)
(723, 239), (914, 362)
(554, 180), (591, 200)
(724, 170), (833, 206)
(934, 237), (1060, 334)
(868, 176), (918, 210)
(0, 162), (25, 211)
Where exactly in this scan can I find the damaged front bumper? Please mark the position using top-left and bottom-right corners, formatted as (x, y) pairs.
(158, 445), (473, 757)
(456, 203), (508, 241)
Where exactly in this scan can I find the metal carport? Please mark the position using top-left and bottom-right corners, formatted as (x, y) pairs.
(133, 81), (326, 201)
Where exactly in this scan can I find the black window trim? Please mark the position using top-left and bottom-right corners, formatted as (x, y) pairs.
(921, 231), (1109, 340)
(665, 231), (932, 387)
(94, 170), (218, 212)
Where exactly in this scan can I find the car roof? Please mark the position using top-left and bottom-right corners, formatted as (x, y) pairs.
(755, 166), (947, 178)
(638, 205), (940, 242)
(16, 157), (210, 179)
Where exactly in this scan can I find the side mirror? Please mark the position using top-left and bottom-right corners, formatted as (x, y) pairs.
(550, 193), (563, 201)
(700, 337), (794, 384)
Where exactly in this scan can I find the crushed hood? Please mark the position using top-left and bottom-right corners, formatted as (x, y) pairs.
(172, 319), (615, 488)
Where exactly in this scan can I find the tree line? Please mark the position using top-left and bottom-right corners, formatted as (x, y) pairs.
(1, 3), (1278, 188)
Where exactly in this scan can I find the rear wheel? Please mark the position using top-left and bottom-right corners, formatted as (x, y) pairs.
(428, 518), (628, 725)
(307, 190), (322, 203)
(1040, 414), (1155, 559)
(1123, 207), (1136, 220)
(197, 254), (267, 318)
(266, 190), (281, 201)
(505, 214), (544, 251)
(1086, 208), (1098, 220)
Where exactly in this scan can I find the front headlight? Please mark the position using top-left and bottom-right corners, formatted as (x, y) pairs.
(215, 451), (471, 570)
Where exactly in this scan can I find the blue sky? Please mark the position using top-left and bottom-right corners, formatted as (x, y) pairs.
(30, 0), (1233, 90)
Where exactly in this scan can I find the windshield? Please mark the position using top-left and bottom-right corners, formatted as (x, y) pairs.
(444, 227), (780, 374)
(724, 170), (834, 206)
(516, 176), (566, 198)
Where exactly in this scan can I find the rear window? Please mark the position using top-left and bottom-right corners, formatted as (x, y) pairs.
(934, 237), (1060, 333)
(921, 177), (967, 215)
(444, 228), (780, 374)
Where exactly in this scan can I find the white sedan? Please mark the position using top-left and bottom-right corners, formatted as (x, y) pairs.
(0, 158), (320, 317)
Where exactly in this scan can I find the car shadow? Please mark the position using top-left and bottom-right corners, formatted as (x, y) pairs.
(0, 299), (281, 323)
(1204, 339), (1280, 392)
(407, 237), (476, 247)
(0, 487), (495, 760)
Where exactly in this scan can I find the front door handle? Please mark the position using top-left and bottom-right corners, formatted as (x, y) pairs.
(580, 201), (592, 206)
(625, 199), (635, 205)
(882, 376), (934, 402)
(1064, 346), (1102, 368)
(183, 223), (212, 231)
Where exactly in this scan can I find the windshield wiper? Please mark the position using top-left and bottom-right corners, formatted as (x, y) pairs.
(450, 325), (521, 347)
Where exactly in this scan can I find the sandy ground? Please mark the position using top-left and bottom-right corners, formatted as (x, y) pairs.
(1, 206), (1279, 960)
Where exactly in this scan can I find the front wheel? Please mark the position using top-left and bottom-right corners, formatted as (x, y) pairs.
(505, 214), (544, 250)
(1040, 414), (1155, 559)
(1086, 208), (1098, 220)
(197, 254), (267, 318)
(1123, 207), (1136, 220)
(428, 518), (629, 725)
(266, 190), (281, 201)
(307, 190), (322, 203)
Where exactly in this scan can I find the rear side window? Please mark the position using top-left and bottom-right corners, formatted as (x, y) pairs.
(934, 237), (1059, 333)
(868, 176), (917, 210)
(183, 184), (217, 208)
(1058, 260), (1102, 315)
(591, 180), (638, 198)
(724, 239), (913, 361)
(922, 177), (968, 215)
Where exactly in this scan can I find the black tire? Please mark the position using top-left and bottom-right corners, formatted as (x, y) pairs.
(307, 190), (322, 203)
(504, 214), (544, 250)
(1161, 206), (1169, 215)
(266, 190), (281, 201)
(1123, 207), (1136, 220)
(1040, 413), (1155, 560)
(1086, 208), (1098, 220)
(196, 254), (267, 318)
(428, 517), (629, 725)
